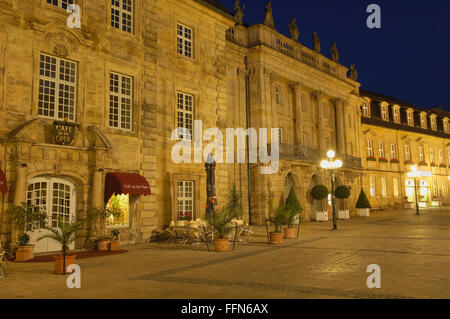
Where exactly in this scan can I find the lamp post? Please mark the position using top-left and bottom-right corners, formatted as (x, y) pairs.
(408, 166), (423, 216)
(321, 150), (343, 231)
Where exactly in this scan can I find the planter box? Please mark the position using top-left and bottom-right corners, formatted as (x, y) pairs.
(338, 210), (350, 220)
(283, 227), (296, 239)
(269, 232), (283, 245)
(110, 241), (120, 251)
(315, 211), (328, 222)
(15, 245), (35, 262)
(53, 254), (76, 274)
(97, 239), (111, 251)
(358, 209), (370, 217)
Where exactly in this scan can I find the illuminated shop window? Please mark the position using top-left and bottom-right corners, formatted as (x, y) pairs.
(106, 193), (130, 227)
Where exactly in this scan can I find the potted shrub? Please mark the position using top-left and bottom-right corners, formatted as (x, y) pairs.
(38, 217), (86, 274)
(110, 229), (120, 251)
(356, 189), (371, 217)
(267, 204), (287, 245)
(204, 208), (236, 252)
(311, 185), (329, 222)
(87, 207), (119, 251)
(5, 202), (46, 261)
(226, 183), (243, 221)
(283, 187), (303, 239)
(335, 185), (351, 220)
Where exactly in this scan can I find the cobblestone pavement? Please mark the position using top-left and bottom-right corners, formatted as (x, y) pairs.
(1, 208), (450, 299)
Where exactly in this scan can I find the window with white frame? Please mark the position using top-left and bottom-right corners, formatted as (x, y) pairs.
(177, 92), (194, 140)
(111, 0), (133, 33)
(390, 144), (397, 159)
(362, 102), (369, 117)
(439, 150), (444, 164)
(275, 86), (281, 104)
(442, 180), (447, 196)
(432, 179), (438, 196)
(369, 176), (376, 197)
(407, 110), (413, 125)
(367, 140), (374, 157)
(177, 181), (194, 221)
(420, 113), (427, 129)
(393, 107), (400, 123)
(109, 72), (133, 130)
(47, 0), (74, 10)
(444, 119), (449, 132)
(381, 177), (387, 197)
(430, 116), (437, 131)
(38, 53), (77, 122)
(405, 145), (411, 161)
(379, 141), (385, 158)
(177, 24), (193, 58)
(381, 105), (388, 121)
(393, 178), (399, 197)
(419, 146), (425, 162)
(430, 148), (435, 164)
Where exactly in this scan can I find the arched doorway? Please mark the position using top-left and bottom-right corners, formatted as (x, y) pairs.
(26, 177), (77, 253)
(284, 173), (296, 200)
(309, 175), (323, 219)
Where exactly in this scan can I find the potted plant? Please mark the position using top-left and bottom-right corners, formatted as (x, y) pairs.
(177, 211), (193, 226)
(38, 217), (86, 274)
(226, 183), (243, 221)
(110, 229), (120, 251)
(266, 204), (287, 245)
(204, 208), (237, 252)
(311, 185), (329, 222)
(335, 185), (351, 220)
(356, 189), (371, 217)
(283, 187), (303, 239)
(5, 202), (46, 261)
(87, 207), (119, 251)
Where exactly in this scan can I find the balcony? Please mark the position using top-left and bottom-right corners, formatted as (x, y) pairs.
(226, 24), (350, 82)
(276, 144), (363, 170)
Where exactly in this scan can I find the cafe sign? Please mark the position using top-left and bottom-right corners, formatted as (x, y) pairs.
(53, 121), (76, 146)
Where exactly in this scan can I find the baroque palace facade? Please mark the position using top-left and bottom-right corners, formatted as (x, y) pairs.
(0, 0), (448, 251)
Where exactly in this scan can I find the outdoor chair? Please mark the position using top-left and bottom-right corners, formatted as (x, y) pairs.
(0, 242), (12, 279)
(174, 226), (189, 243)
(165, 225), (177, 244)
(183, 226), (202, 246)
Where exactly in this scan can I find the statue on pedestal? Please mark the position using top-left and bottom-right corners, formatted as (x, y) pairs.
(234, 0), (245, 25)
(312, 32), (321, 53)
(289, 18), (299, 41)
(331, 41), (339, 62)
(349, 64), (358, 81)
(264, 2), (275, 28)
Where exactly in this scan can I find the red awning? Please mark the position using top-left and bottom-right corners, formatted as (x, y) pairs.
(0, 169), (7, 194)
(104, 172), (151, 203)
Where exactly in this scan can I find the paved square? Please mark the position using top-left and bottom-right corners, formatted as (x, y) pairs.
(1, 208), (450, 299)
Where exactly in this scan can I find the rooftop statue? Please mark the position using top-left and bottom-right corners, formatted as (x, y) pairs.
(331, 41), (339, 62)
(349, 64), (358, 81)
(234, 0), (245, 25)
(289, 18), (299, 41)
(264, 2), (275, 28)
(312, 32), (321, 53)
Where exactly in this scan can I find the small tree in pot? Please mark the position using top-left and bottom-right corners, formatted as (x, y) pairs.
(283, 187), (303, 239)
(226, 183), (243, 220)
(204, 208), (237, 252)
(266, 203), (288, 245)
(5, 202), (46, 261)
(38, 217), (86, 275)
(86, 207), (120, 251)
(356, 189), (371, 217)
(311, 185), (329, 221)
(335, 185), (351, 220)
(110, 229), (121, 251)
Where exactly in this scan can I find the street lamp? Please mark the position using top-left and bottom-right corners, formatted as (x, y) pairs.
(408, 166), (423, 216)
(321, 150), (343, 231)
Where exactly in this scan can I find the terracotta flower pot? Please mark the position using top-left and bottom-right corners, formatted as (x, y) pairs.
(283, 227), (296, 239)
(110, 240), (120, 251)
(270, 232), (283, 245)
(214, 238), (230, 252)
(15, 245), (35, 261)
(53, 254), (76, 274)
(97, 239), (111, 251)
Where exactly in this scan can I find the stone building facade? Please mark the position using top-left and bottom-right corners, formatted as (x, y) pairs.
(0, 0), (448, 251)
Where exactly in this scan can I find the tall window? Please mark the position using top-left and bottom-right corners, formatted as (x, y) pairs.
(47, 0), (74, 9)
(420, 113), (427, 129)
(407, 111), (413, 125)
(442, 181), (447, 196)
(419, 146), (425, 162)
(430, 148), (435, 164)
(378, 141), (385, 158)
(275, 86), (281, 104)
(393, 178), (399, 197)
(444, 119), (449, 132)
(390, 144), (397, 159)
(393, 107), (400, 123)
(177, 92), (194, 140)
(405, 145), (411, 161)
(369, 176), (376, 197)
(381, 105), (388, 121)
(430, 117), (437, 130)
(177, 181), (194, 221)
(177, 24), (193, 58)
(381, 177), (387, 197)
(432, 179), (438, 197)
(439, 150), (444, 164)
(109, 72), (132, 130)
(367, 140), (374, 157)
(362, 102), (369, 117)
(38, 53), (77, 122)
(111, 0), (134, 33)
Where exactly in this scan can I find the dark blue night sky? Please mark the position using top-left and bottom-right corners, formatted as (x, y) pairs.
(219, 0), (450, 111)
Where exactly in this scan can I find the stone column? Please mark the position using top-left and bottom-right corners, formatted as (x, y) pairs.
(312, 91), (325, 150)
(12, 163), (27, 244)
(335, 98), (346, 155)
(291, 82), (304, 146)
(90, 168), (103, 239)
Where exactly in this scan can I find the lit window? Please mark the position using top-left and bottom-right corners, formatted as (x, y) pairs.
(275, 86), (281, 104)
(369, 176), (376, 197)
(366, 140), (374, 157)
(442, 181), (447, 196)
(419, 146), (425, 162)
(432, 179), (438, 197)
(109, 72), (133, 130)
(47, 0), (74, 10)
(393, 178), (399, 197)
(430, 148), (435, 164)
(362, 102), (369, 117)
(378, 141), (385, 158)
(439, 150), (444, 164)
(381, 105), (388, 121)
(177, 92), (194, 140)
(177, 181), (194, 221)
(431, 117), (436, 130)
(106, 193), (130, 227)
(177, 24), (193, 58)
(390, 144), (397, 159)
(38, 53), (77, 122)
(381, 177), (387, 197)
(393, 107), (400, 123)
(443, 119), (449, 132)
(111, 0), (134, 33)
(420, 113), (427, 129)
(407, 111), (413, 125)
